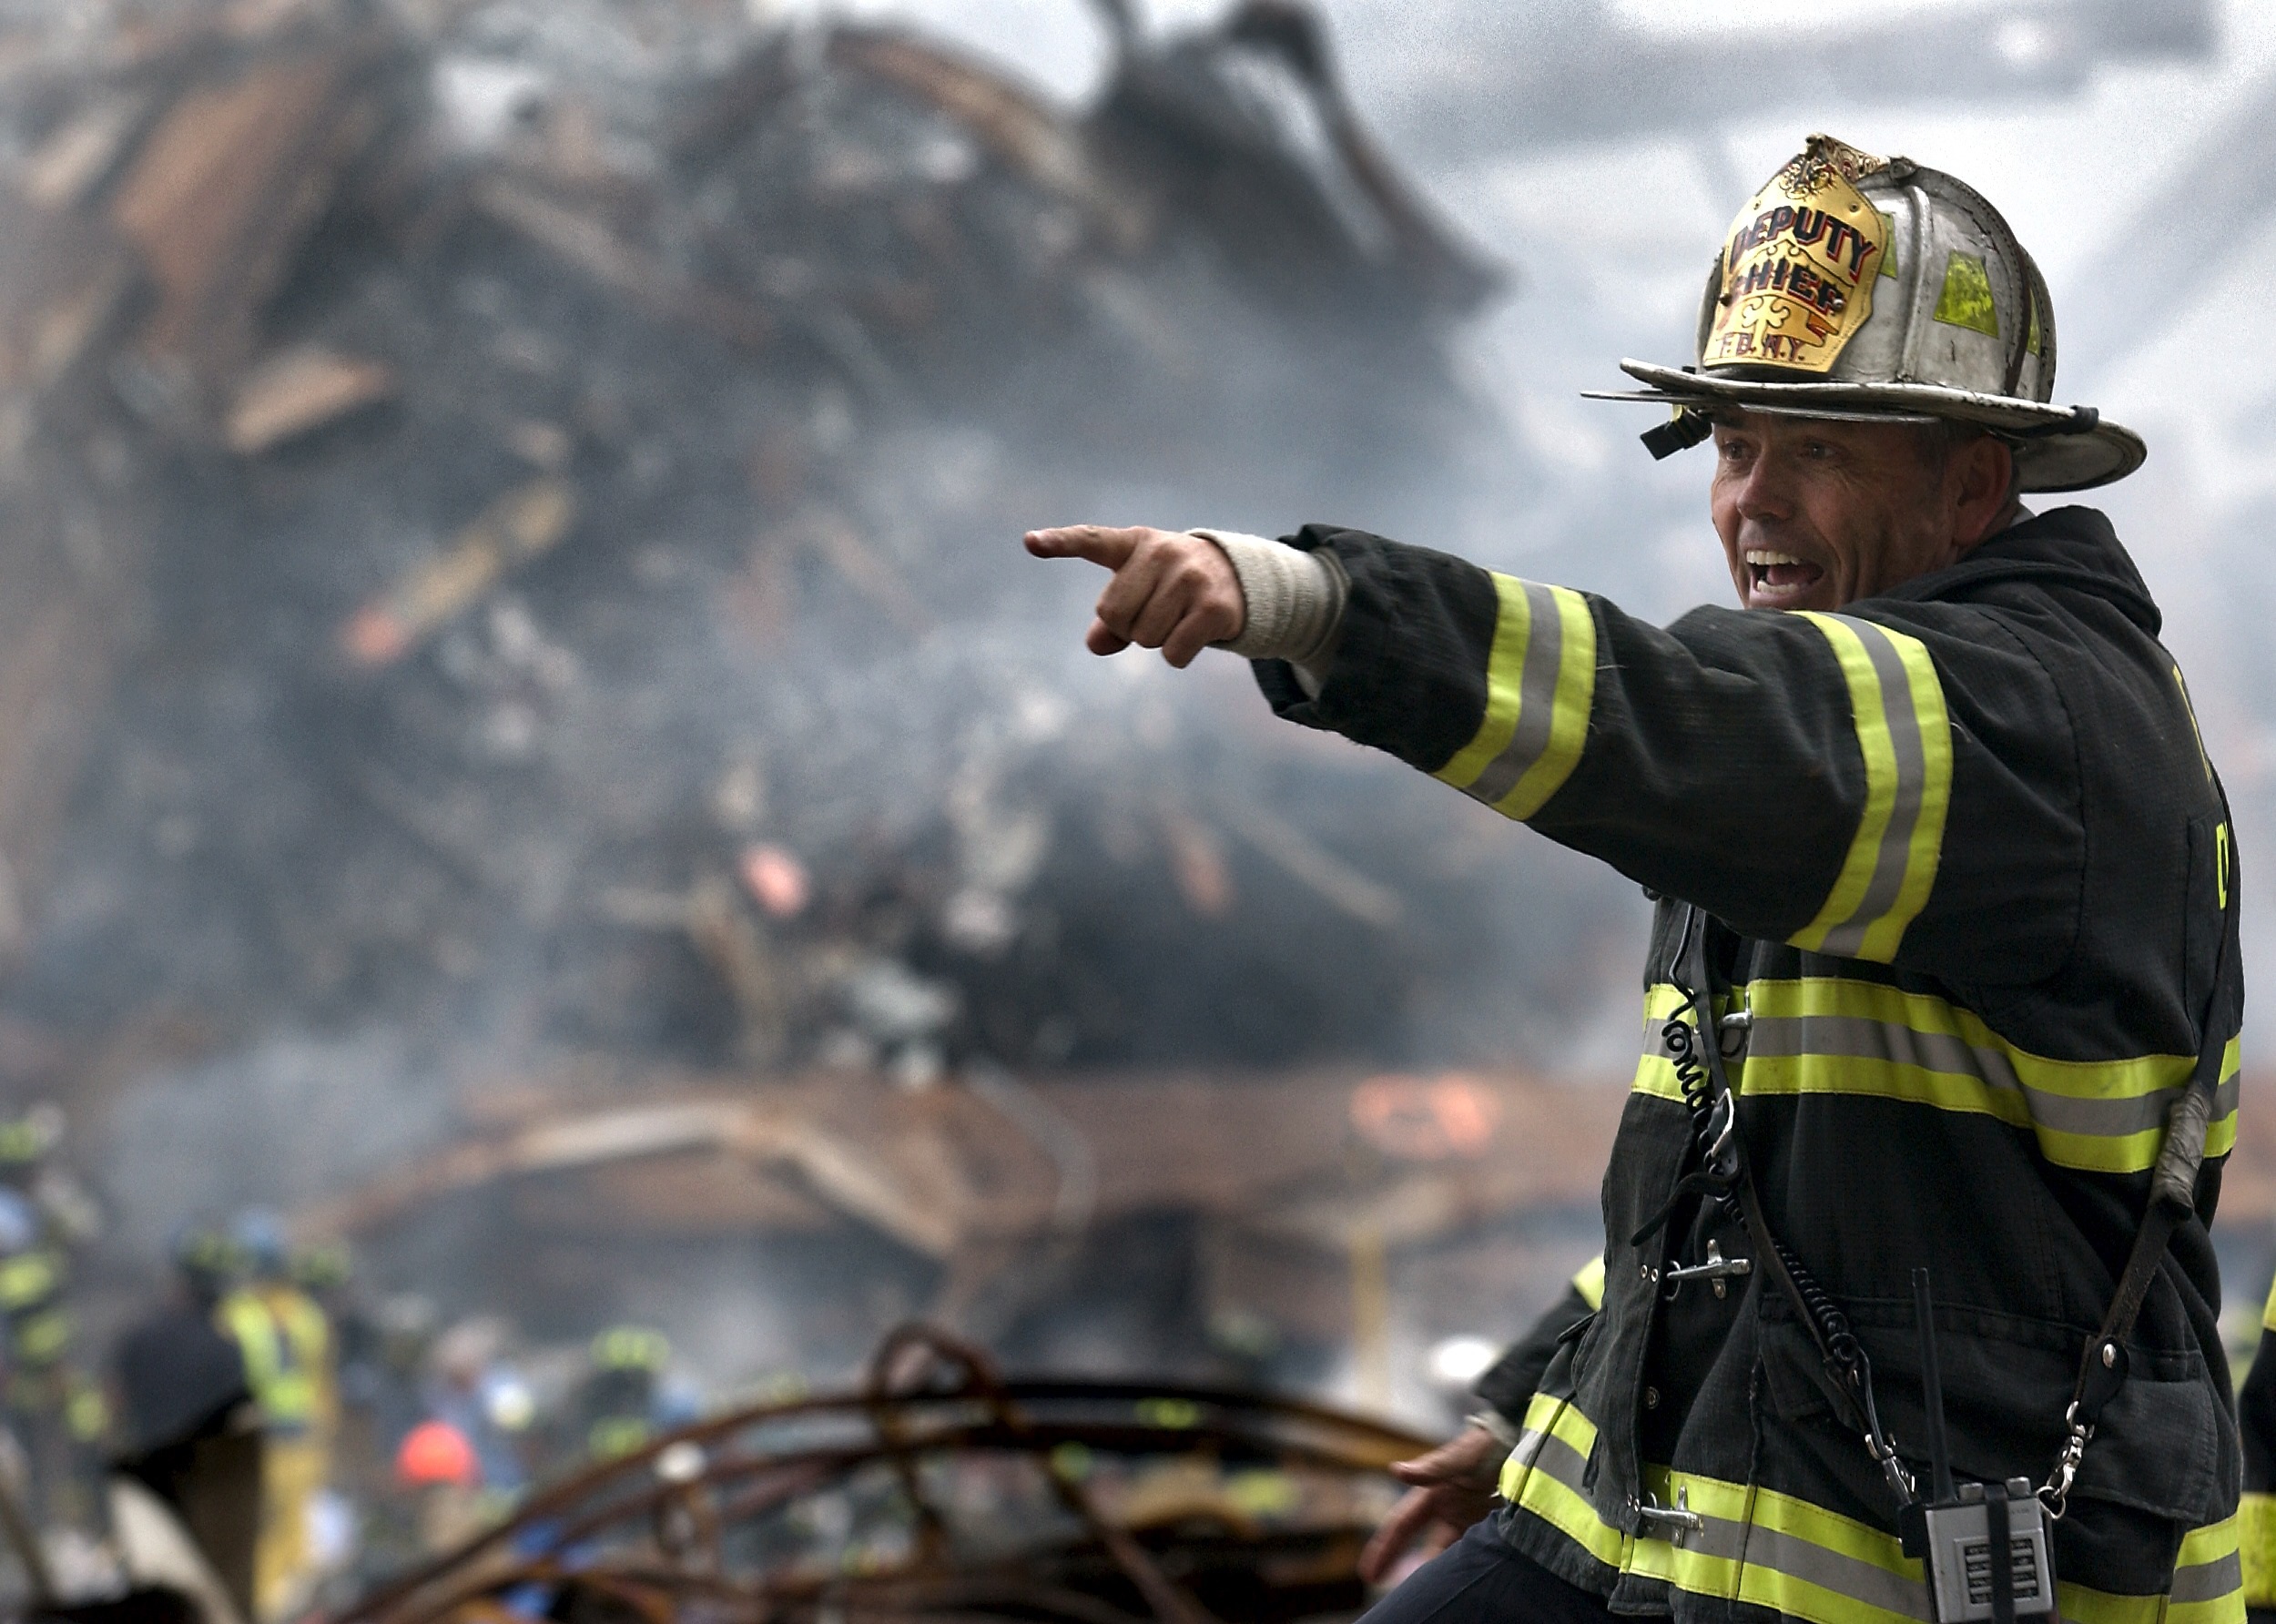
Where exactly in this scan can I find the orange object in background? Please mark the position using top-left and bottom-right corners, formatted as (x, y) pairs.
(396, 1420), (478, 1488)
(1348, 1073), (1502, 1162)
(737, 844), (810, 918)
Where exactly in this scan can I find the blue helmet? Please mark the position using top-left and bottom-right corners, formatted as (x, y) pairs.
(229, 1208), (290, 1280)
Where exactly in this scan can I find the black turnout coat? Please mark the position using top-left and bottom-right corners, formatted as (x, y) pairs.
(1255, 508), (2244, 1624)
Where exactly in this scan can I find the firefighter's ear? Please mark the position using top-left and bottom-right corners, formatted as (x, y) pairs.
(1949, 433), (2019, 550)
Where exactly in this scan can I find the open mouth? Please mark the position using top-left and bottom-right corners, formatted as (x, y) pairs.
(1743, 549), (1827, 607)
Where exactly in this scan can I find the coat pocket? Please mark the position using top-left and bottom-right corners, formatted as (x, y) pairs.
(2183, 811), (2230, 1022)
(1756, 1298), (2229, 1527)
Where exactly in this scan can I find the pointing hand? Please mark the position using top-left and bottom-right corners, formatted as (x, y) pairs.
(1024, 524), (1245, 669)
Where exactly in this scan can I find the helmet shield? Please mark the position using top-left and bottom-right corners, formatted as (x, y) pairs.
(1704, 137), (1889, 376)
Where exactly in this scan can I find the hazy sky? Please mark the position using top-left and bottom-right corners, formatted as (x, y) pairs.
(792, 0), (2276, 709)
(742, 0), (2276, 966)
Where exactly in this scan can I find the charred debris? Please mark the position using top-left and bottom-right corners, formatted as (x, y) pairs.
(0, 0), (1660, 1458)
(345, 1324), (1436, 1624)
(0, 0), (1561, 1101)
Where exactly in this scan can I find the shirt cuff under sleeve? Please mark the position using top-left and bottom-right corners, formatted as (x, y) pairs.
(1191, 528), (1348, 688)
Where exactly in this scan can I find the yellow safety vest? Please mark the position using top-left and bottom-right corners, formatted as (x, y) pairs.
(218, 1286), (331, 1435)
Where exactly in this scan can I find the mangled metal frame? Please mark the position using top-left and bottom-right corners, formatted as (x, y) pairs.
(339, 1326), (1429, 1624)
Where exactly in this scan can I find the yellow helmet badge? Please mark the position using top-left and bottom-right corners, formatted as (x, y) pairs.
(1705, 134), (1890, 374)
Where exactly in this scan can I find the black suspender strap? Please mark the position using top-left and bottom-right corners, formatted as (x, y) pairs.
(2046, 803), (2239, 1512)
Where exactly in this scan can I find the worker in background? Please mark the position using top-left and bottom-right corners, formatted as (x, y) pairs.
(574, 1326), (693, 1464)
(0, 1104), (106, 1526)
(218, 1209), (335, 1621)
(422, 1315), (532, 1501)
(111, 1224), (261, 1620)
(1031, 134), (2241, 1622)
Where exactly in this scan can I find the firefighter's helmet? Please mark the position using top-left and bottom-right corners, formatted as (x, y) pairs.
(1590, 133), (2141, 492)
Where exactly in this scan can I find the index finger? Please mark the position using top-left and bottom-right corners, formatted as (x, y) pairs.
(1024, 525), (1149, 568)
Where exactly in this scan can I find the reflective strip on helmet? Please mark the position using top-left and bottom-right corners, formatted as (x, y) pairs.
(1503, 1394), (2242, 1624)
(1787, 614), (1951, 965)
(1433, 575), (1596, 821)
(2262, 1274), (2276, 1336)
(1571, 1254), (1606, 1311)
(2240, 1495), (2276, 1610)
(1631, 979), (2241, 1174)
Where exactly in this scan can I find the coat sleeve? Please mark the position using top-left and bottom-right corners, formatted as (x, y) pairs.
(2241, 1271), (2276, 1622)
(1471, 1256), (1602, 1427)
(1254, 525), (2083, 980)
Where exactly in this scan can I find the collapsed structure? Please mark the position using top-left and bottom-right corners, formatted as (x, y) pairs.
(0, 0), (1615, 1613)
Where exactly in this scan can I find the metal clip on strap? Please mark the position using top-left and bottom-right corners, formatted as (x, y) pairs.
(1661, 1239), (1752, 1298)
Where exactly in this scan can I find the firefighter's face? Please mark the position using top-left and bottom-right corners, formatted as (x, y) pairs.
(1708, 413), (2017, 612)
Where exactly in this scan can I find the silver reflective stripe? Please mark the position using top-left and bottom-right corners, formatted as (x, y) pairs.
(1513, 1424), (1590, 1495)
(1737, 1520), (1933, 1621)
(1466, 581), (1564, 807)
(1817, 618), (1931, 959)
(1740, 1011), (2243, 1139)
(2169, 1550), (2242, 1605)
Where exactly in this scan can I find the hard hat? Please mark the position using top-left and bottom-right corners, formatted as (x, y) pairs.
(396, 1418), (480, 1487)
(0, 1106), (64, 1168)
(229, 1208), (290, 1279)
(1589, 133), (2141, 492)
(293, 1239), (352, 1292)
(590, 1325), (670, 1373)
(168, 1222), (240, 1296)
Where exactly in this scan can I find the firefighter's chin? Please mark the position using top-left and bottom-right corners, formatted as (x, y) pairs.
(1742, 550), (1832, 611)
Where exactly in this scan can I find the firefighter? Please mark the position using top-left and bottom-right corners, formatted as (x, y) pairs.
(1029, 134), (2242, 1623)
(0, 1104), (105, 1525)
(2236, 1273), (2276, 1623)
(112, 1224), (260, 1620)
(574, 1325), (687, 1464)
(218, 1210), (335, 1621)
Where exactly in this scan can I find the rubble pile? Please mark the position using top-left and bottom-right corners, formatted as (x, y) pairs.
(0, 0), (1651, 1113)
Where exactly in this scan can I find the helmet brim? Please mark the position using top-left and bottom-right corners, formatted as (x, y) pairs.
(1596, 360), (2146, 492)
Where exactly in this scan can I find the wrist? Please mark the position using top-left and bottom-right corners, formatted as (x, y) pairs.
(1464, 1409), (1520, 1451)
(1191, 529), (1347, 665)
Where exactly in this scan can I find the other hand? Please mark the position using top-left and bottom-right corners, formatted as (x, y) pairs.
(1023, 524), (1244, 669)
(1357, 1422), (1506, 1586)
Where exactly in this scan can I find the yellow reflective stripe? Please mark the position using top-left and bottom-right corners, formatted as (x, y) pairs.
(1571, 1254), (1606, 1311)
(1504, 1403), (2241, 1624)
(2241, 1493), (2276, 1609)
(219, 1292), (323, 1426)
(1788, 614), (1952, 965)
(2167, 1512), (2247, 1624)
(0, 1250), (59, 1309)
(2175, 664), (2213, 783)
(1433, 576), (1596, 821)
(13, 1307), (69, 1364)
(1631, 982), (1741, 1103)
(1641, 1468), (1927, 1624)
(1500, 1394), (1625, 1565)
(1632, 978), (2243, 1175)
(2056, 1585), (2165, 1624)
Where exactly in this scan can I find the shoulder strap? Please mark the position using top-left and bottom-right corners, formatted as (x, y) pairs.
(2068, 802), (2239, 1432)
(1673, 908), (1905, 1491)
